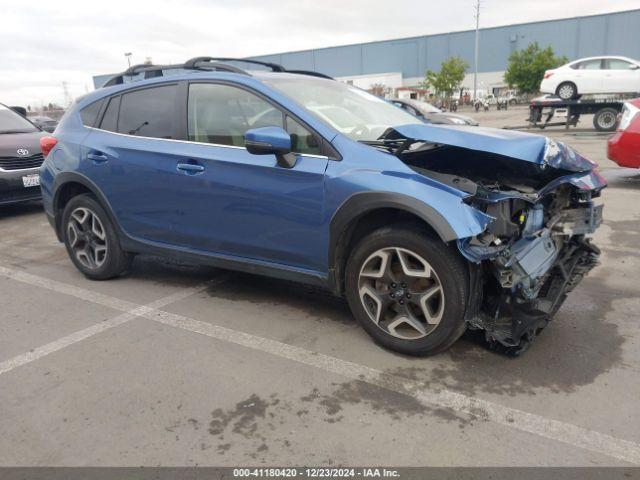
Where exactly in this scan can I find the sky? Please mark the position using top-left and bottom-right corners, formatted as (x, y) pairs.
(1, 0), (639, 107)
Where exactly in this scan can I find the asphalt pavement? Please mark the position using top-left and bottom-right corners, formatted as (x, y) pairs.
(1, 107), (639, 466)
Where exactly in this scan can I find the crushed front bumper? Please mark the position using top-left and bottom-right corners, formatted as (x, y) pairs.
(466, 238), (600, 355)
(459, 200), (603, 355)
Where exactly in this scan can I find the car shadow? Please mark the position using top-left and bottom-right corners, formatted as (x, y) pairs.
(120, 250), (628, 398)
(0, 201), (43, 220)
(204, 270), (354, 326)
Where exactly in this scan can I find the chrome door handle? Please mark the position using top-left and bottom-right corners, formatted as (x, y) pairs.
(177, 163), (205, 174)
(87, 152), (108, 163)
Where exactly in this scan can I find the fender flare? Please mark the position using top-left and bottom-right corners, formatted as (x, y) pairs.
(327, 191), (458, 294)
(51, 172), (122, 241)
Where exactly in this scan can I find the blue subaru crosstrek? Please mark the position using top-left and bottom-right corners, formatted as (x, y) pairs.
(39, 57), (605, 356)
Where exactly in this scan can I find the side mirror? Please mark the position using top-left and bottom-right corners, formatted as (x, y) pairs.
(630, 64), (639, 70)
(245, 126), (296, 168)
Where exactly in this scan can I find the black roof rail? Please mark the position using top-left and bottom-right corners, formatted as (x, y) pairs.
(185, 56), (286, 72)
(102, 60), (250, 88)
(184, 57), (335, 79)
(103, 64), (173, 87)
(285, 69), (334, 80)
(182, 58), (249, 75)
(122, 63), (164, 77)
(101, 57), (334, 88)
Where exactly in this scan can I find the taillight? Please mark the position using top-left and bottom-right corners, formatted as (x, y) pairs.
(40, 136), (57, 157)
(543, 71), (554, 79)
(618, 102), (640, 131)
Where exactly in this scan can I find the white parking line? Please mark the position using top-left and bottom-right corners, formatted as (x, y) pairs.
(148, 309), (640, 465)
(2, 265), (640, 464)
(0, 265), (140, 312)
(0, 267), (219, 375)
(0, 308), (143, 376)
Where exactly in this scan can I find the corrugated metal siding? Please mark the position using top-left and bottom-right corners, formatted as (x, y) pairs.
(250, 9), (640, 77)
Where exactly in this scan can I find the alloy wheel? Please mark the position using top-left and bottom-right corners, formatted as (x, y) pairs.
(67, 207), (108, 270)
(558, 84), (575, 99)
(358, 247), (445, 340)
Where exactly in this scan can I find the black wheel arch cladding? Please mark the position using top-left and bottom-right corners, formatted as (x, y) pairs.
(327, 191), (458, 295)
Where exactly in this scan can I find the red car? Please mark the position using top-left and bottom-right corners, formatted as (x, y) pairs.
(608, 99), (640, 168)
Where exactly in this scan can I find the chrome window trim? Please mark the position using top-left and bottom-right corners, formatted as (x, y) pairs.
(85, 126), (330, 160)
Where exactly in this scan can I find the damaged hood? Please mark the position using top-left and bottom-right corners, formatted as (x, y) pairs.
(383, 123), (596, 172)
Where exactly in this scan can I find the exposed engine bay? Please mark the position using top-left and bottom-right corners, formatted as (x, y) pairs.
(370, 129), (606, 354)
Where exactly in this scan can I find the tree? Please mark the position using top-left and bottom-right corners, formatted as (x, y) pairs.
(368, 83), (390, 98)
(423, 57), (468, 107)
(504, 42), (568, 95)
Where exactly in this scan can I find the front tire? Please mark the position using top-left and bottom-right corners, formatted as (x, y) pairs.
(345, 227), (469, 356)
(62, 194), (131, 280)
(556, 82), (578, 100)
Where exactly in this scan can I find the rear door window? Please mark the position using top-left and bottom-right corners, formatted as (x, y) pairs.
(117, 85), (177, 139)
(577, 59), (603, 70)
(606, 59), (634, 70)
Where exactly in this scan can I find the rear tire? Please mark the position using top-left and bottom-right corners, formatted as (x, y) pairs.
(556, 82), (578, 100)
(62, 194), (131, 280)
(593, 107), (618, 132)
(345, 226), (469, 356)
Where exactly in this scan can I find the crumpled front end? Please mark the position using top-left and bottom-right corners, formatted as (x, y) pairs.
(453, 150), (605, 354)
(457, 181), (603, 354)
(379, 125), (607, 354)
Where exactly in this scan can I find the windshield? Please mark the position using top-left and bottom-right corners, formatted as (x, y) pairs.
(410, 100), (441, 114)
(0, 105), (39, 134)
(264, 76), (422, 141)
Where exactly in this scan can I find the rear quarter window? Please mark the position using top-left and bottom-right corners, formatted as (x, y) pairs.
(80, 99), (104, 127)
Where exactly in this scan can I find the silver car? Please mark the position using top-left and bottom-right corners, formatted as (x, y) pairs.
(391, 99), (479, 126)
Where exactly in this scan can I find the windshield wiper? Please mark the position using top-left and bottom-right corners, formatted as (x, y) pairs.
(128, 121), (149, 135)
(0, 129), (35, 134)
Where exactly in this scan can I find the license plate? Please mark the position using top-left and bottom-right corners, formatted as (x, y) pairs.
(22, 174), (40, 188)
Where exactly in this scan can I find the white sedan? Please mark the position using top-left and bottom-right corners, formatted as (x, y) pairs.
(540, 56), (640, 100)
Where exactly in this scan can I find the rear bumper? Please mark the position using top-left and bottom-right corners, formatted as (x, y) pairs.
(45, 209), (63, 242)
(539, 79), (556, 94)
(607, 131), (640, 168)
(0, 168), (42, 205)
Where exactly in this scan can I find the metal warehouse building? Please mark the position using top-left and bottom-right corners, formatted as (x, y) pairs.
(250, 9), (640, 97)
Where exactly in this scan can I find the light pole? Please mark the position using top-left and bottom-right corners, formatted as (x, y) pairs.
(473, 0), (480, 101)
(124, 52), (132, 68)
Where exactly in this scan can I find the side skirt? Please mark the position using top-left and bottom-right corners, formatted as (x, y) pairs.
(120, 235), (330, 290)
